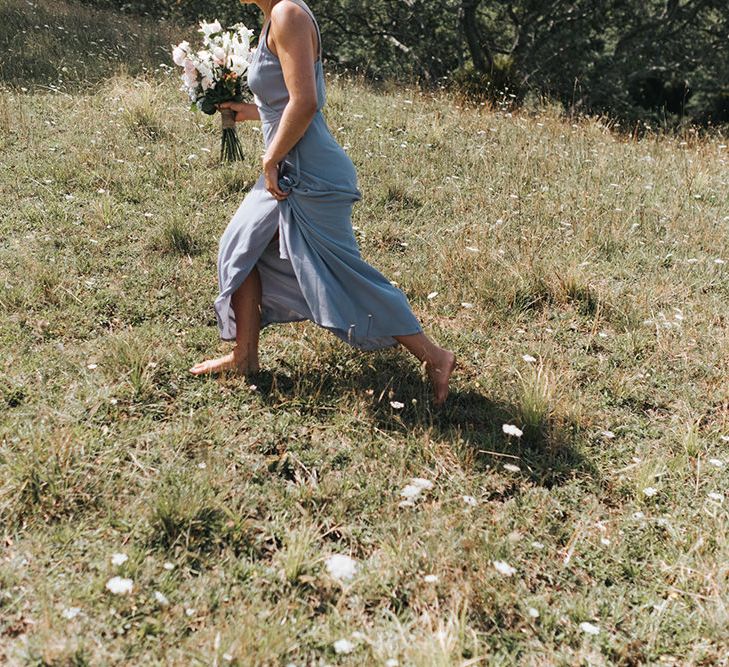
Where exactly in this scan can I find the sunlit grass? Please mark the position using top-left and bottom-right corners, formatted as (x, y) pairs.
(1, 0), (728, 664)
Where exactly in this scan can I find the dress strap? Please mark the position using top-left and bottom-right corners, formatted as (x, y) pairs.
(260, 16), (272, 51)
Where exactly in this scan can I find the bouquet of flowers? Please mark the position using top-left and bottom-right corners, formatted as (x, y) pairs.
(172, 20), (254, 162)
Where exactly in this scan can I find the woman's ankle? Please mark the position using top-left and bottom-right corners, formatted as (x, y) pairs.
(233, 345), (259, 373)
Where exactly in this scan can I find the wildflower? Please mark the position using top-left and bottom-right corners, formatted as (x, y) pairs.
(110, 553), (128, 566)
(522, 354), (537, 363)
(105, 576), (133, 595)
(493, 560), (516, 576)
(601, 430), (615, 439)
(185, 608), (196, 617)
(154, 591), (170, 606)
(502, 424), (523, 438)
(163, 562), (175, 571)
(708, 458), (724, 468)
(708, 492), (724, 503)
(503, 463), (521, 473)
(642, 487), (657, 497)
(400, 484), (423, 500)
(462, 495), (477, 506)
(325, 554), (358, 582)
(399, 478), (433, 507)
(580, 621), (600, 635)
(333, 638), (355, 654)
(61, 607), (81, 620)
(528, 607), (539, 618)
(423, 574), (438, 583)
(390, 400), (404, 409)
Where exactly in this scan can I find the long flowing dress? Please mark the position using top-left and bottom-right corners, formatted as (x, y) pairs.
(214, 0), (423, 351)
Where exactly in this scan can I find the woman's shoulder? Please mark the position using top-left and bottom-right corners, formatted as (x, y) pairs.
(270, 0), (314, 27)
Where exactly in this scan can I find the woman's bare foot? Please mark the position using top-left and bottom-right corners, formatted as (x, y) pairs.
(425, 348), (456, 406)
(393, 332), (456, 406)
(189, 348), (259, 376)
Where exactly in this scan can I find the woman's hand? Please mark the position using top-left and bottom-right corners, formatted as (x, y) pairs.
(217, 101), (260, 122)
(263, 155), (289, 201)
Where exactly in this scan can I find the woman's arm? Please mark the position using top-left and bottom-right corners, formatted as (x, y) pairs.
(262, 2), (319, 200)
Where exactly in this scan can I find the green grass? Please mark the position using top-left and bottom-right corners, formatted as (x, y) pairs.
(0, 0), (178, 89)
(1, 1), (729, 665)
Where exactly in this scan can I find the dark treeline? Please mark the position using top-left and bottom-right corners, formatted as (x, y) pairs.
(84, 0), (728, 127)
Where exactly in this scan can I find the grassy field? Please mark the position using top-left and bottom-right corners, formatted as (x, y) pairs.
(1, 1), (729, 665)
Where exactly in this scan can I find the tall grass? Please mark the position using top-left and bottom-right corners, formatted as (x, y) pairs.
(0, 0), (180, 88)
(1, 0), (728, 664)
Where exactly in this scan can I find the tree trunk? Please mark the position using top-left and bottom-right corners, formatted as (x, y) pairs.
(462, 0), (493, 72)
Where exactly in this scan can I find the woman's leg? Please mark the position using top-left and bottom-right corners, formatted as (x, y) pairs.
(189, 266), (262, 375)
(393, 332), (456, 406)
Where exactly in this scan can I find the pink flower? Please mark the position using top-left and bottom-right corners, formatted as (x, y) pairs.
(172, 41), (190, 66)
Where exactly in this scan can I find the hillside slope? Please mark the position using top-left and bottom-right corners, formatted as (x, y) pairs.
(1, 3), (728, 665)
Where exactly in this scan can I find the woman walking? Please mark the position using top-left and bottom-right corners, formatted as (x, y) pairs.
(190, 0), (456, 405)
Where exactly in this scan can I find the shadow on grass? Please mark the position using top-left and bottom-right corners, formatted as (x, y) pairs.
(249, 350), (600, 491)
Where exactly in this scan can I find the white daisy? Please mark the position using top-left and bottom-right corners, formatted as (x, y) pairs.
(579, 621), (600, 635)
(493, 560), (516, 576)
(110, 553), (128, 566)
(333, 638), (355, 654)
(325, 554), (358, 582)
(502, 424), (523, 438)
(105, 576), (133, 595)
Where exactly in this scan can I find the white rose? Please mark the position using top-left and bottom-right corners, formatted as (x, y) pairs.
(211, 46), (226, 66)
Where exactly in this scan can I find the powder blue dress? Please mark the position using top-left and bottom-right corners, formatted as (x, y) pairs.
(215, 0), (422, 350)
